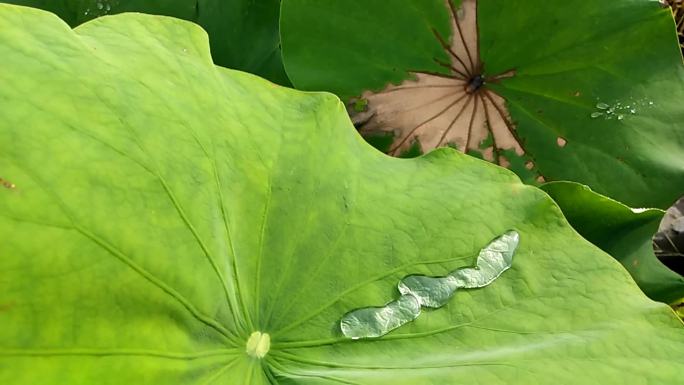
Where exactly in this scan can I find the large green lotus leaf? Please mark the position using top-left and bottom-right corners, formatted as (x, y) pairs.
(542, 181), (684, 304)
(0, 0), (289, 85)
(2, 5), (684, 384)
(280, 0), (684, 209)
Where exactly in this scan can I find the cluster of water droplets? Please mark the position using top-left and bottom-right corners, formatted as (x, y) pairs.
(84, 1), (116, 17)
(590, 98), (655, 121)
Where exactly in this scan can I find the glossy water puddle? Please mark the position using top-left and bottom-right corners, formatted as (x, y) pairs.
(340, 230), (520, 339)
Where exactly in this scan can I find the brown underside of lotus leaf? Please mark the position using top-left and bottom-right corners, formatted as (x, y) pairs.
(352, 0), (526, 167)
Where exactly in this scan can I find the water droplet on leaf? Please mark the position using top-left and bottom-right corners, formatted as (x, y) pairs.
(340, 231), (519, 339)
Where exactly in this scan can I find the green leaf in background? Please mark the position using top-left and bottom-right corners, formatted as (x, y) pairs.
(2, 5), (684, 384)
(542, 181), (684, 305)
(280, 0), (684, 209)
(0, 0), (290, 85)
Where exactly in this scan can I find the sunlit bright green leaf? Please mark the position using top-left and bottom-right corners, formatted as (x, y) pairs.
(1, 6), (684, 384)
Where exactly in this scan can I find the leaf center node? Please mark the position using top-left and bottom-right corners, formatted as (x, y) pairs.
(245, 331), (270, 358)
(466, 74), (485, 94)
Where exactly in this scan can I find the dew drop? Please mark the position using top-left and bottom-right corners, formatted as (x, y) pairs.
(630, 109), (636, 114)
(590, 112), (603, 118)
(617, 114), (624, 120)
(97, 2), (103, 10)
(596, 102), (610, 110)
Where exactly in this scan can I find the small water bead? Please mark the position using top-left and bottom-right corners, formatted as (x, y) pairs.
(590, 112), (603, 119)
(97, 2), (103, 9)
(596, 102), (610, 110)
(617, 114), (625, 120)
